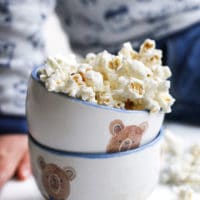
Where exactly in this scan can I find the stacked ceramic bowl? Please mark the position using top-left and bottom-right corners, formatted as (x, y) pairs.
(27, 66), (164, 200)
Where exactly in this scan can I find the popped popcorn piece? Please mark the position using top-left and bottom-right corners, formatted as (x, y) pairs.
(127, 78), (145, 99)
(77, 86), (96, 102)
(140, 39), (156, 52)
(127, 59), (153, 79)
(84, 70), (104, 92)
(43, 69), (66, 92)
(144, 98), (160, 113)
(157, 81), (170, 92)
(177, 186), (194, 200)
(156, 93), (175, 113)
(119, 42), (139, 60)
(190, 144), (200, 157)
(77, 64), (93, 74)
(96, 91), (113, 106)
(84, 53), (96, 66)
(39, 39), (175, 113)
(113, 100), (125, 109)
(153, 66), (172, 81)
(64, 76), (81, 97)
(139, 39), (162, 67)
(108, 56), (123, 72)
(162, 129), (183, 155)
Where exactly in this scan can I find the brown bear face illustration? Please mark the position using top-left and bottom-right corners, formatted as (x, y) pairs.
(38, 156), (76, 200)
(106, 119), (148, 153)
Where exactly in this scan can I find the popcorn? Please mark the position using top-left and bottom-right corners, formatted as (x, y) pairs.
(152, 66), (172, 81)
(84, 70), (104, 92)
(84, 53), (96, 66)
(77, 64), (93, 74)
(140, 39), (156, 52)
(144, 99), (160, 113)
(156, 93), (175, 113)
(64, 76), (80, 97)
(94, 51), (119, 83)
(108, 56), (122, 71)
(113, 100), (125, 109)
(127, 78), (145, 99)
(77, 86), (96, 102)
(39, 39), (175, 113)
(177, 186), (194, 200)
(127, 59), (153, 79)
(119, 42), (139, 60)
(96, 91), (113, 106)
(157, 81), (170, 92)
(139, 39), (162, 67)
(161, 129), (200, 198)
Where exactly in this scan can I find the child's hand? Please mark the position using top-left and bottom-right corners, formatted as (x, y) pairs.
(0, 135), (32, 188)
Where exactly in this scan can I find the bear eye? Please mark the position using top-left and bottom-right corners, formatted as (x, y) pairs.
(114, 125), (121, 133)
(119, 140), (122, 144)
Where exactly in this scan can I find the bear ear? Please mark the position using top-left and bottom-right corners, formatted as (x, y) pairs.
(109, 119), (125, 136)
(37, 156), (46, 170)
(139, 121), (148, 132)
(63, 167), (76, 181)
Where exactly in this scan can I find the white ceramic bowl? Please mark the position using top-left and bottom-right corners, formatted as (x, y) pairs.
(29, 130), (163, 200)
(26, 66), (164, 153)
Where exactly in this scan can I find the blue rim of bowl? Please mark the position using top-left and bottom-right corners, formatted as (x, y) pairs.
(31, 65), (152, 114)
(29, 128), (163, 159)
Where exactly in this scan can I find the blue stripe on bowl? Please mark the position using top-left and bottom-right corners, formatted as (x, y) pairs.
(29, 129), (163, 159)
(31, 65), (151, 114)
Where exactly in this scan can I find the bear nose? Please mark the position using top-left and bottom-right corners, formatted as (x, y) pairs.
(125, 140), (130, 145)
(48, 174), (61, 193)
(119, 138), (132, 152)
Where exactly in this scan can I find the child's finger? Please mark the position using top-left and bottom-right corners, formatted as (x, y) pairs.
(0, 135), (28, 188)
(16, 151), (32, 180)
(0, 149), (20, 188)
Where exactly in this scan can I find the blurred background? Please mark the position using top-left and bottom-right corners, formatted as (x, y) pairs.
(43, 13), (70, 56)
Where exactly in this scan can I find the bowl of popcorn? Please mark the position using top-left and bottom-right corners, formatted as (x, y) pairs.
(27, 39), (175, 200)
(27, 39), (174, 153)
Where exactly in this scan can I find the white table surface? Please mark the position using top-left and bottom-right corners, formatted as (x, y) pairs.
(0, 122), (199, 200)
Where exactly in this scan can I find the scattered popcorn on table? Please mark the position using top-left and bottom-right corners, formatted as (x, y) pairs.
(176, 186), (194, 200)
(161, 129), (200, 200)
(39, 39), (175, 113)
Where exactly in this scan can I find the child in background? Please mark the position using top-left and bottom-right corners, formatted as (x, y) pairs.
(0, 0), (200, 187)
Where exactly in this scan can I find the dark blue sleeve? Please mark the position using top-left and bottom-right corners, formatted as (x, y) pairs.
(157, 22), (200, 125)
(0, 115), (28, 134)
